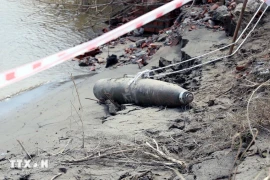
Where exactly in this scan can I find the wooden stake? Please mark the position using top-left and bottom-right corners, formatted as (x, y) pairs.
(228, 0), (248, 55)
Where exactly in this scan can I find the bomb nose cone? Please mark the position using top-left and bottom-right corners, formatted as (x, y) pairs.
(179, 91), (194, 104)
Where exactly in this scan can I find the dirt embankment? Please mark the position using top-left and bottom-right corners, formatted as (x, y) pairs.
(0, 4), (270, 180)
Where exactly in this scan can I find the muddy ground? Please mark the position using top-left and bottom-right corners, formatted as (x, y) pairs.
(0, 7), (270, 180)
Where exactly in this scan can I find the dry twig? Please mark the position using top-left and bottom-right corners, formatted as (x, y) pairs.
(85, 97), (99, 102)
(63, 147), (139, 163)
(17, 140), (32, 160)
(71, 101), (85, 148)
(51, 139), (73, 156)
(146, 139), (186, 168)
(71, 73), (83, 111)
(51, 173), (62, 180)
(247, 80), (270, 138)
(230, 133), (243, 180)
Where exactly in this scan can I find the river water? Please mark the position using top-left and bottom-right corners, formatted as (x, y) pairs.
(0, 0), (97, 100)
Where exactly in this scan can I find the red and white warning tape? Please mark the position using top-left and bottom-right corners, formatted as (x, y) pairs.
(0, 0), (191, 89)
(0, 0), (269, 89)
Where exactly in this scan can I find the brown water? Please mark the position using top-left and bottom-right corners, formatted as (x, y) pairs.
(0, 0), (98, 100)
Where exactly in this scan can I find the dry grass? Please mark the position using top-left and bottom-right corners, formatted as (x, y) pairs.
(247, 81), (270, 132)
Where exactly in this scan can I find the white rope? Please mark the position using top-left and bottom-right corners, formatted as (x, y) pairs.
(142, 2), (265, 77)
(128, 69), (151, 86)
(149, 5), (268, 78)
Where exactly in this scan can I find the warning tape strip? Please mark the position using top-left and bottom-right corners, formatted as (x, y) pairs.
(0, 0), (191, 89)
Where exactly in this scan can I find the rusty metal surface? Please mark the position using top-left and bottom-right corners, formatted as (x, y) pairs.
(93, 78), (193, 107)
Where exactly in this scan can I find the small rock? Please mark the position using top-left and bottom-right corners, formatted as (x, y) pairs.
(185, 127), (201, 133)
(135, 51), (147, 59)
(135, 38), (146, 47)
(105, 100), (117, 115)
(157, 34), (167, 42)
(165, 30), (172, 34)
(216, 115), (226, 119)
(133, 27), (144, 36)
(97, 57), (105, 63)
(208, 20), (215, 27)
(193, 107), (204, 113)
(152, 34), (159, 41)
(119, 172), (131, 179)
(210, 3), (219, 11)
(182, 18), (191, 25)
(169, 123), (185, 130)
(159, 57), (172, 67)
(207, 100), (215, 107)
(192, 77), (200, 83)
(190, 11), (199, 18)
(236, 64), (247, 71)
(145, 129), (160, 136)
(59, 167), (67, 173)
(105, 54), (118, 68)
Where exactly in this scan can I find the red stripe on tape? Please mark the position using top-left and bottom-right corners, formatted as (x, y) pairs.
(156, 12), (163, 19)
(58, 52), (67, 57)
(6, 72), (15, 81)
(175, 1), (183, 8)
(33, 62), (41, 69)
(136, 22), (143, 28)
(88, 46), (97, 51)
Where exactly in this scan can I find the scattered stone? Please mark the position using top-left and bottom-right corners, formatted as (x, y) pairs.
(207, 99), (215, 106)
(210, 3), (219, 11)
(159, 57), (172, 67)
(19, 174), (31, 180)
(135, 51), (147, 59)
(59, 167), (67, 173)
(105, 100), (117, 115)
(170, 36), (181, 46)
(133, 27), (144, 36)
(190, 11), (199, 18)
(97, 57), (105, 63)
(118, 172), (131, 180)
(79, 57), (96, 67)
(105, 54), (118, 68)
(73, 48), (101, 61)
(185, 127), (201, 133)
(236, 64), (247, 71)
(135, 38), (147, 47)
(145, 129), (160, 136)
(152, 34), (159, 41)
(127, 37), (137, 42)
(157, 34), (167, 42)
(169, 122), (185, 130)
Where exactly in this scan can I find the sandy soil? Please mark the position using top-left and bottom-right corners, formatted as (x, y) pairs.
(0, 12), (270, 180)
